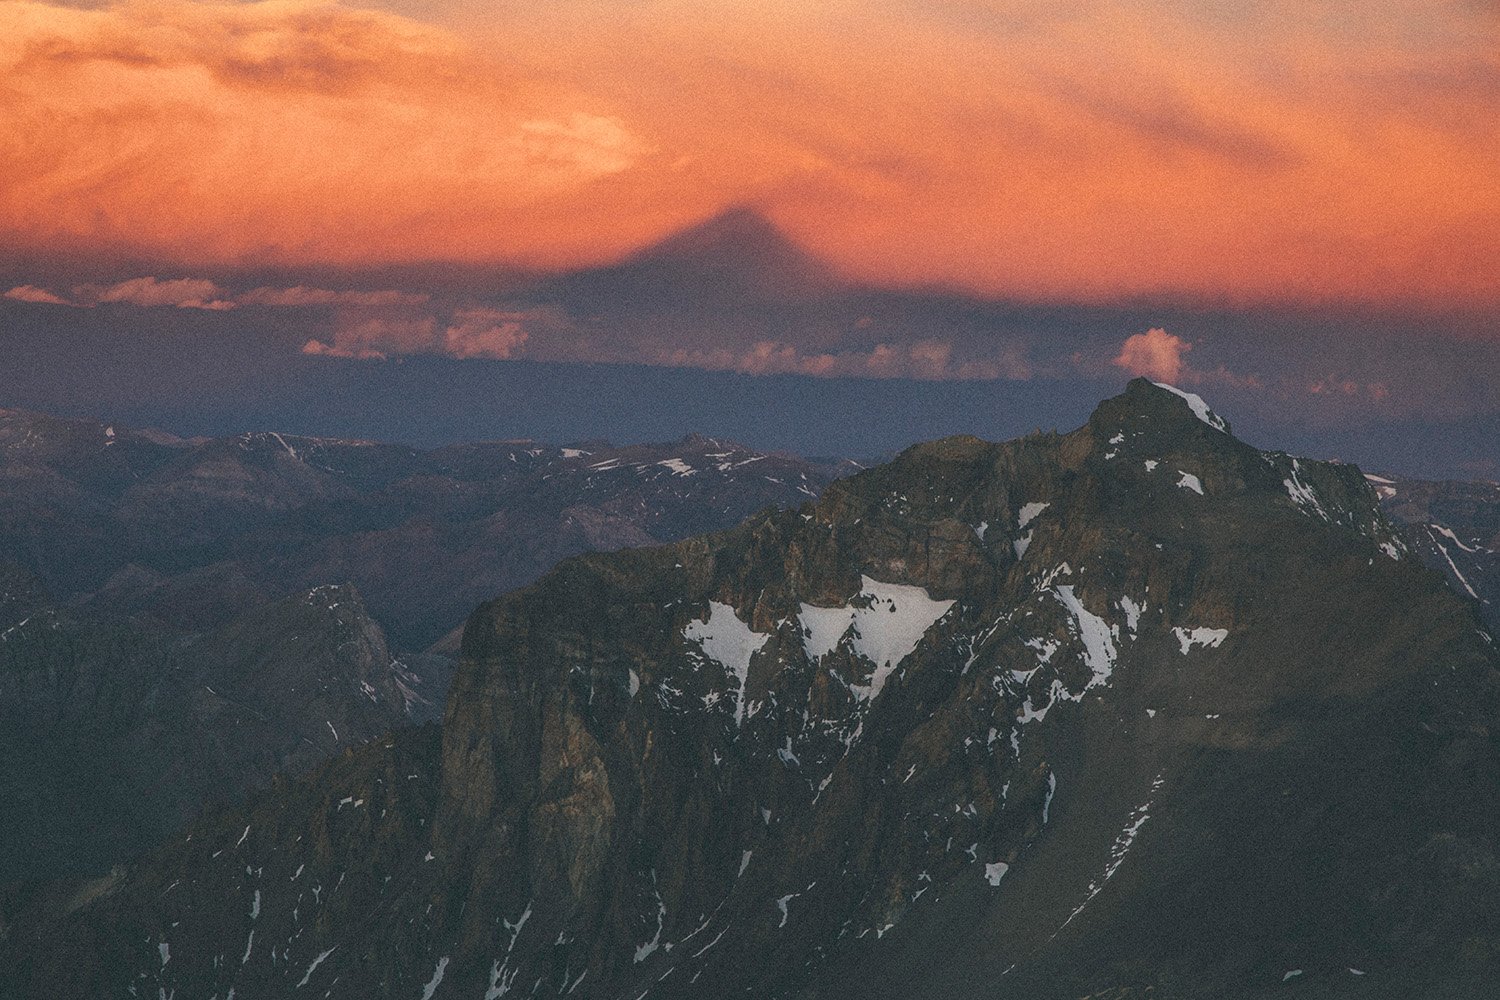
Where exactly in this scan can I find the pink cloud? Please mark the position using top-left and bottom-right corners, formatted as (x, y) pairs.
(1113, 327), (1190, 383)
(302, 316), (437, 361)
(3, 284), (73, 305)
(653, 339), (1017, 381)
(239, 286), (429, 307)
(92, 277), (234, 310)
(302, 307), (549, 361)
(442, 308), (530, 360)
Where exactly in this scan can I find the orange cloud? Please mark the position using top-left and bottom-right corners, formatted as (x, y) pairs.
(91, 276), (234, 310)
(1, 0), (1496, 309)
(3, 284), (72, 305)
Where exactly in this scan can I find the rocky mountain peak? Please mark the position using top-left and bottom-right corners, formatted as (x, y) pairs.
(8, 384), (1495, 1000)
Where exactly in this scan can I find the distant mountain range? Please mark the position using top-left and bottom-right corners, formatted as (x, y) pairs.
(5, 381), (1496, 999)
(0, 406), (850, 883)
(0, 406), (855, 652)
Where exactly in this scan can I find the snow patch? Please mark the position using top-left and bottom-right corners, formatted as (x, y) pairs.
(1429, 528), (1481, 599)
(1054, 586), (1118, 690)
(657, 457), (696, 476)
(1013, 532), (1033, 559)
(1176, 471), (1204, 495)
(1283, 459), (1329, 520)
(296, 947), (335, 988)
(1173, 627), (1228, 654)
(1432, 523), (1480, 554)
(1151, 382), (1227, 432)
(633, 872), (666, 963)
(1062, 775), (1163, 928)
(775, 893), (797, 928)
(683, 602), (770, 725)
(798, 577), (955, 700)
(1018, 502), (1049, 528)
(984, 862), (1009, 886)
(420, 956), (450, 1000)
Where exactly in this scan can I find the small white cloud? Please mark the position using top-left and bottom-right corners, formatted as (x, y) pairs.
(1114, 327), (1189, 383)
(1107, 328), (1263, 393)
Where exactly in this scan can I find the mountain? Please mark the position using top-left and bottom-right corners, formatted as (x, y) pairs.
(0, 407), (851, 652)
(0, 409), (847, 883)
(0, 583), (443, 884)
(5, 379), (1495, 999)
(1371, 473), (1499, 632)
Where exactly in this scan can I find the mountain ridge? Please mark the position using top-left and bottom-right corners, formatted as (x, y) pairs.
(6, 380), (1495, 999)
(0, 406), (849, 650)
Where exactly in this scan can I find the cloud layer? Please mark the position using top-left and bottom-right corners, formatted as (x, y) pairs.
(1, 0), (1497, 307)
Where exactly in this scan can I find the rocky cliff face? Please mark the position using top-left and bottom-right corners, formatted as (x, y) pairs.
(4, 380), (1497, 1000)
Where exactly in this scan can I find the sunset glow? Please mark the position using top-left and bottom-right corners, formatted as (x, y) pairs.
(3, 0), (1496, 307)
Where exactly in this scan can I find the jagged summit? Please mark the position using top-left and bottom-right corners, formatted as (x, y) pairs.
(860, 379), (1397, 564)
(1129, 377), (1230, 433)
(6, 385), (1496, 1000)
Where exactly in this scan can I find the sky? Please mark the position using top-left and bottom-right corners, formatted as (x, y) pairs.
(1, 0), (1496, 477)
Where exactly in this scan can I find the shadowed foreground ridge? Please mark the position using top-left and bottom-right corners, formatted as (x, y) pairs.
(3, 379), (1497, 1000)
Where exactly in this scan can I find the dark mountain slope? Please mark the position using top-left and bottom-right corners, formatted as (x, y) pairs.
(0, 408), (845, 886)
(0, 584), (433, 883)
(1372, 473), (1499, 632)
(4, 380), (1496, 1000)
